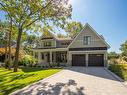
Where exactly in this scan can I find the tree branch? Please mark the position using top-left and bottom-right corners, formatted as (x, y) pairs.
(0, 2), (18, 27)
(23, 18), (39, 29)
(21, 0), (52, 27)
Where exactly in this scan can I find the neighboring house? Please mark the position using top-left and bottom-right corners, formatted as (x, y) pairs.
(32, 23), (110, 67)
(0, 47), (25, 62)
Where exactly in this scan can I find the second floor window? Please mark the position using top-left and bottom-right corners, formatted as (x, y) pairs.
(44, 42), (52, 47)
(84, 36), (91, 45)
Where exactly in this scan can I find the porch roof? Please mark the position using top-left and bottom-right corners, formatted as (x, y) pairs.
(32, 47), (68, 52)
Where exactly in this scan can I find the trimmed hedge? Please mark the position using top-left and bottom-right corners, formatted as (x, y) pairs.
(108, 64), (127, 81)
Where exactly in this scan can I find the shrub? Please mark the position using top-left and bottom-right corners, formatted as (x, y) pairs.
(20, 55), (37, 67)
(109, 58), (118, 64)
(109, 64), (127, 81)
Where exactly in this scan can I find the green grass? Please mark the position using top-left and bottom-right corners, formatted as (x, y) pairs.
(108, 64), (127, 81)
(0, 67), (62, 95)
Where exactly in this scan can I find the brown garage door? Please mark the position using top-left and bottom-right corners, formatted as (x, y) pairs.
(88, 54), (104, 66)
(72, 54), (86, 66)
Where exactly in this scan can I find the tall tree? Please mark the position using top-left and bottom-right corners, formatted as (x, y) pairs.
(108, 52), (119, 60)
(0, 21), (9, 68)
(23, 34), (37, 54)
(57, 33), (68, 38)
(7, 17), (13, 70)
(120, 41), (127, 61)
(65, 21), (83, 38)
(0, 0), (72, 72)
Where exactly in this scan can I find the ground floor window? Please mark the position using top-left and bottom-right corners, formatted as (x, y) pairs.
(41, 53), (44, 59)
(35, 52), (38, 59)
(56, 52), (67, 63)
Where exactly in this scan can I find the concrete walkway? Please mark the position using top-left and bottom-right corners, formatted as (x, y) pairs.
(10, 67), (127, 95)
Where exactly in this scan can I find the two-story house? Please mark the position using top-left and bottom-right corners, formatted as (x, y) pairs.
(32, 23), (110, 67)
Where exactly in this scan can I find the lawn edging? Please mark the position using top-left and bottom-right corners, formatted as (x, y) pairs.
(104, 68), (127, 88)
(9, 69), (64, 95)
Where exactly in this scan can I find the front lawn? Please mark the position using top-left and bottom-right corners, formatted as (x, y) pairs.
(0, 67), (62, 95)
(108, 64), (127, 81)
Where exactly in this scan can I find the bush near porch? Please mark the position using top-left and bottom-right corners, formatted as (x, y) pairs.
(0, 67), (62, 95)
(19, 55), (37, 66)
(108, 64), (127, 81)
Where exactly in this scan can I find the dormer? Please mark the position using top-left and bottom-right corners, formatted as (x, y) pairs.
(38, 31), (57, 48)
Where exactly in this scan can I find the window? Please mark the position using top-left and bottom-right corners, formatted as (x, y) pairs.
(56, 52), (67, 63)
(44, 41), (52, 47)
(84, 36), (91, 45)
(35, 52), (38, 59)
(41, 53), (44, 59)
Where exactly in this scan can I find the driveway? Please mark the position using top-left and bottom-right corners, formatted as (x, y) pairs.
(11, 67), (127, 95)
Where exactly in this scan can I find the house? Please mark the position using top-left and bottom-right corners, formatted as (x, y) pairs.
(32, 23), (110, 67)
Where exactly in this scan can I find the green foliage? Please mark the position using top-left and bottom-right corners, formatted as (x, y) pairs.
(0, 21), (9, 45)
(57, 33), (68, 38)
(109, 64), (127, 81)
(65, 21), (83, 38)
(26, 35), (37, 44)
(0, 0), (72, 31)
(23, 34), (38, 54)
(122, 56), (127, 62)
(109, 58), (118, 64)
(108, 52), (119, 60)
(120, 41), (127, 57)
(0, 67), (62, 95)
(42, 28), (54, 38)
(20, 55), (37, 66)
(0, 0), (72, 72)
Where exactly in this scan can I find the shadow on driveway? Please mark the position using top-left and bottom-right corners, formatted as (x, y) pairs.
(15, 79), (85, 95)
(11, 67), (125, 95)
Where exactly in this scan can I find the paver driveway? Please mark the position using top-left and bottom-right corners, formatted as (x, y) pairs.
(11, 67), (127, 95)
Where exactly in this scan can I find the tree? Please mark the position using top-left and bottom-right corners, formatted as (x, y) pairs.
(57, 33), (68, 38)
(108, 52), (119, 60)
(0, 0), (72, 72)
(26, 35), (37, 45)
(0, 21), (10, 68)
(65, 21), (83, 38)
(120, 41), (127, 61)
(23, 34), (38, 54)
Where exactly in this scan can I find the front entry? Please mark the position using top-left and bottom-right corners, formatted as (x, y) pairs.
(72, 54), (86, 66)
(88, 54), (104, 66)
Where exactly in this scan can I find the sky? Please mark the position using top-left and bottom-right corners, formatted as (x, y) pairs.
(69, 0), (127, 53)
(0, 0), (127, 53)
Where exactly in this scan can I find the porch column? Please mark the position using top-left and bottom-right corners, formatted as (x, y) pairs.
(86, 53), (88, 67)
(67, 52), (71, 66)
(50, 51), (52, 64)
(104, 52), (108, 67)
(38, 52), (41, 63)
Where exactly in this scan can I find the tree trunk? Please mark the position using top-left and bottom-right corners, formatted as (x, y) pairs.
(4, 32), (8, 69)
(13, 27), (22, 72)
(8, 18), (12, 70)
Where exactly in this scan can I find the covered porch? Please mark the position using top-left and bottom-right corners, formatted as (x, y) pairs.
(33, 48), (68, 66)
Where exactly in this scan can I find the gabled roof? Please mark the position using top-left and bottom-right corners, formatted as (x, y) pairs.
(56, 37), (72, 41)
(41, 31), (57, 40)
(68, 23), (110, 48)
(41, 31), (72, 41)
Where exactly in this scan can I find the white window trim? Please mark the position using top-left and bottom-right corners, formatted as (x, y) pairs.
(84, 35), (92, 45)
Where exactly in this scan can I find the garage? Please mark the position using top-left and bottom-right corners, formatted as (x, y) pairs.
(88, 54), (104, 66)
(72, 54), (86, 66)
